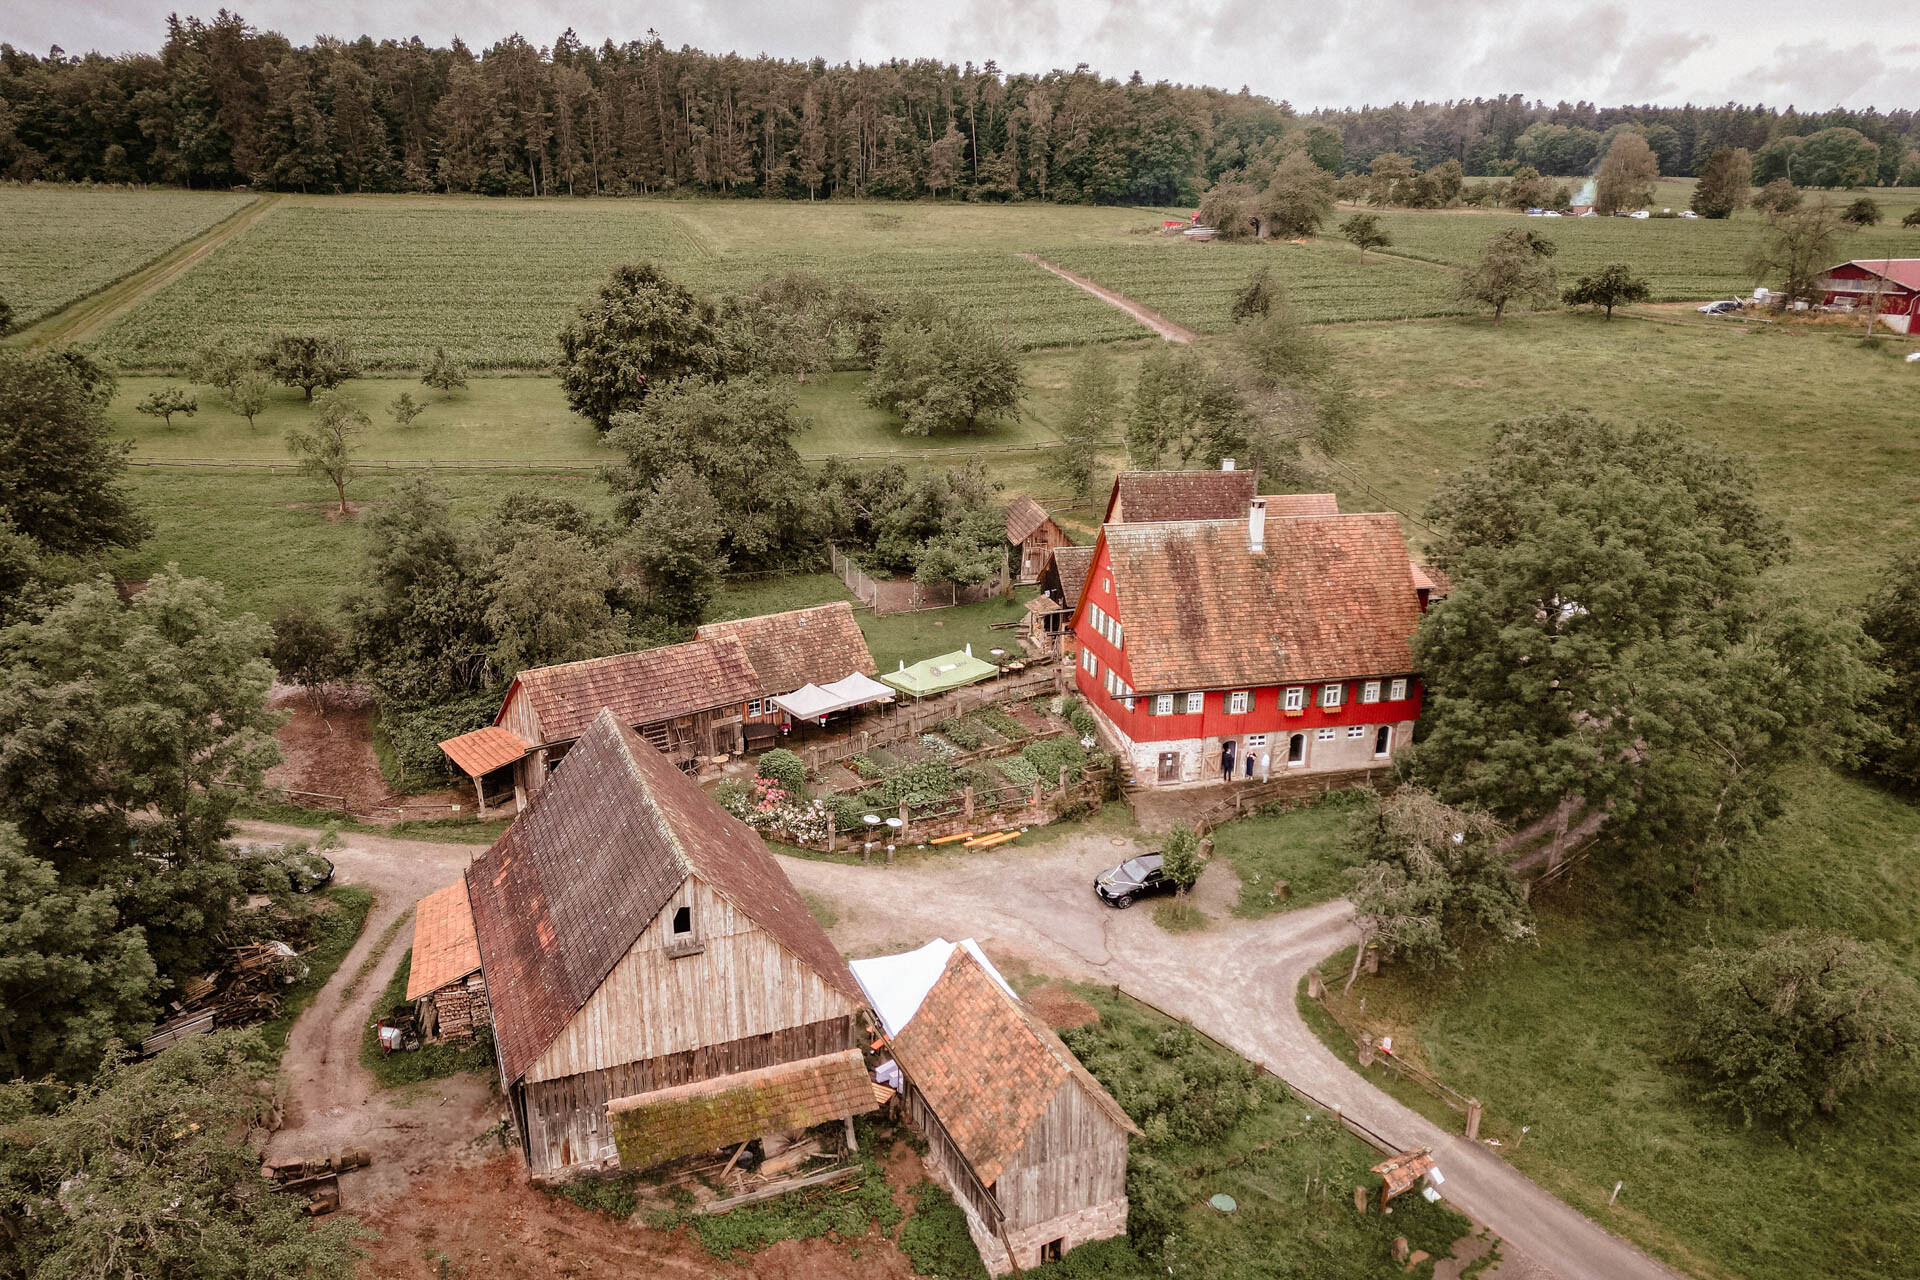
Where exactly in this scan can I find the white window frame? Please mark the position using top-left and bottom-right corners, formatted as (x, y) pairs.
(1320, 683), (1345, 709)
(1185, 691), (1204, 715)
(1362, 680), (1381, 704)
(1123, 696), (1135, 712)
(1228, 690), (1250, 715)
(1375, 726), (1394, 758)
(1112, 621), (1123, 649)
(747, 698), (762, 717)
(1154, 693), (1174, 716)
(1348, 725), (1366, 738)
(1245, 733), (1268, 748)
(1283, 686), (1305, 712)
(1390, 678), (1408, 701)
(1317, 727), (1337, 741)
(1082, 648), (1097, 675)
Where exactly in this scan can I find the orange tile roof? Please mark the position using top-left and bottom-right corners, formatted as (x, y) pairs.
(504, 635), (758, 745)
(696, 602), (876, 697)
(1100, 512), (1422, 691)
(406, 876), (480, 1000)
(1261, 492), (1339, 517)
(608, 1049), (874, 1170)
(438, 726), (531, 779)
(1005, 495), (1055, 545)
(465, 709), (864, 1084)
(888, 949), (1136, 1187)
(1109, 470), (1256, 523)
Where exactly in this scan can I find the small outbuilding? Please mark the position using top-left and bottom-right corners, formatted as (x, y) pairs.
(405, 875), (488, 1043)
(1818, 258), (1920, 333)
(1007, 495), (1072, 584)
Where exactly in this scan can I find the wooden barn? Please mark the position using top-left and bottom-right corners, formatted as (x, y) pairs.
(1007, 495), (1072, 584)
(405, 875), (488, 1043)
(440, 634), (760, 808)
(884, 947), (1137, 1274)
(1819, 258), (1920, 334)
(696, 602), (879, 747)
(1026, 544), (1097, 651)
(465, 708), (874, 1182)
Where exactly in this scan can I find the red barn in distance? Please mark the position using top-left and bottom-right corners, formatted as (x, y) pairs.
(1819, 259), (1920, 334)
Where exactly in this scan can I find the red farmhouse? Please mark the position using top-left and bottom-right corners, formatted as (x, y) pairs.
(1069, 490), (1427, 788)
(1819, 259), (1920, 334)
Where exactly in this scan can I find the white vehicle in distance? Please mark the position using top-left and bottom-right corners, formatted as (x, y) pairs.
(1697, 300), (1742, 315)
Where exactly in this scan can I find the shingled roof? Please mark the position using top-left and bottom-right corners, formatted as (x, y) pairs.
(696, 602), (876, 698)
(888, 948), (1137, 1187)
(1005, 494), (1055, 545)
(406, 876), (480, 1000)
(1095, 512), (1421, 692)
(465, 708), (863, 1084)
(1108, 470), (1256, 524)
(501, 635), (758, 745)
(1262, 492), (1339, 518)
(1047, 545), (1096, 610)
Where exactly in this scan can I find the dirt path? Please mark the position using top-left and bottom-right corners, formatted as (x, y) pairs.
(1018, 253), (1197, 343)
(23, 194), (284, 349)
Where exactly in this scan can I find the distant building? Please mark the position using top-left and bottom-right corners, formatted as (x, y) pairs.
(463, 709), (873, 1182)
(1819, 259), (1920, 334)
(1006, 495), (1072, 584)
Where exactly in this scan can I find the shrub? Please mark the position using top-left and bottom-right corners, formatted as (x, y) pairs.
(552, 1174), (641, 1219)
(898, 1181), (988, 1280)
(1064, 697), (1098, 739)
(1123, 1154), (1187, 1261)
(1032, 1236), (1145, 1278)
(379, 689), (502, 788)
(864, 759), (961, 810)
(821, 794), (871, 832)
(849, 753), (887, 780)
(1058, 1022), (1271, 1146)
(757, 747), (807, 795)
(996, 755), (1041, 788)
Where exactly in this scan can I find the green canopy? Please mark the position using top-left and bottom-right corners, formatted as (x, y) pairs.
(881, 649), (999, 697)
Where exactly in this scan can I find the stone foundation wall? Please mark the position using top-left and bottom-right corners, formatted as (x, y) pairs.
(1086, 697), (1414, 790)
(962, 1194), (1131, 1276)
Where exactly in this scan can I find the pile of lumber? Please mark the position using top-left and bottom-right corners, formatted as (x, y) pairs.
(428, 973), (490, 1042)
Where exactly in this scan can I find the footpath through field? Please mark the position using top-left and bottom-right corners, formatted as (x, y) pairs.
(1018, 252), (1198, 343)
(21, 194), (285, 348)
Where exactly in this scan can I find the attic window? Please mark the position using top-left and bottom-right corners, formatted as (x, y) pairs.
(666, 905), (703, 958)
(672, 906), (692, 935)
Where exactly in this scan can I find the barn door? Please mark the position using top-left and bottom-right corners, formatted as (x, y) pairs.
(1157, 752), (1179, 782)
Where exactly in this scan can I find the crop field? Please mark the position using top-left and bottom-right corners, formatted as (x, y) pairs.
(92, 195), (1167, 369)
(0, 185), (256, 326)
(1041, 236), (1468, 333)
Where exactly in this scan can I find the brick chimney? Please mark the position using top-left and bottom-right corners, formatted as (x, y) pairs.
(1249, 498), (1267, 553)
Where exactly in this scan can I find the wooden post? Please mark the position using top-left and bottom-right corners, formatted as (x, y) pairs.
(1058, 766), (1069, 794)
(1307, 969), (1325, 1000)
(844, 1114), (859, 1155)
(826, 815), (836, 852)
(963, 786), (975, 818)
(1465, 1098), (1483, 1142)
(1364, 946), (1380, 976)
(1030, 779), (1042, 807)
(898, 800), (910, 837)
(473, 776), (487, 819)
(1354, 1184), (1368, 1213)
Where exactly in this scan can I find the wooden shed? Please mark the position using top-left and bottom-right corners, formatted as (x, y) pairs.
(886, 948), (1138, 1274)
(405, 875), (488, 1043)
(1006, 495), (1072, 584)
(465, 708), (873, 1182)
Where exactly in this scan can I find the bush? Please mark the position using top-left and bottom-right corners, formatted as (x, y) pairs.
(849, 753), (887, 780)
(1058, 1022), (1271, 1146)
(756, 748), (807, 795)
(553, 1173), (641, 1219)
(1064, 697), (1098, 739)
(821, 794), (871, 832)
(1031, 1237), (1145, 1278)
(379, 689), (502, 788)
(1123, 1154), (1187, 1261)
(898, 1181), (988, 1280)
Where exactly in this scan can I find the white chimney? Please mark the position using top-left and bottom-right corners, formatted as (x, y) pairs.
(1220, 458), (1236, 472)
(1249, 498), (1267, 553)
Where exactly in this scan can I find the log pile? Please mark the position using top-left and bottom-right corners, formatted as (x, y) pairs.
(427, 972), (490, 1043)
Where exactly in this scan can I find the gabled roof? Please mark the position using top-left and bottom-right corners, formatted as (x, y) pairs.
(406, 876), (480, 1000)
(1006, 495), (1055, 545)
(887, 949), (1137, 1187)
(465, 708), (862, 1083)
(1262, 492), (1339, 518)
(1046, 545), (1097, 610)
(1087, 512), (1422, 691)
(1829, 259), (1920, 291)
(501, 635), (758, 745)
(696, 602), (876, 698)
(1107, 469), (1256, 524)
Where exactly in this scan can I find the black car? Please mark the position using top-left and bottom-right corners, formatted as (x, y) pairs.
(1094, 853), (1174, 908)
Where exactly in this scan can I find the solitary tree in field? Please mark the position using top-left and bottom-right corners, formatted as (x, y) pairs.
(1748, 201), (1848, 308)
(187, 340), (258, 395)
(1259, 149), (1336, 239)
(1906, 208), (1920, 229)
(1675, 930), (1920, 1130)
(557, 261), (726, 430)
(135, 385), (199, 427)
(1751, 177), (1802, 215)
(285, 390), (367, 517)
(262, 333), (361, 400)
(387, 390), (425, 429)
(228, 371), (271, 428)
(1691, 147), (1752, 218)
(1593, 132), (1659, 214)
(1562, 262), (1650, 318)
(1057, 346), (1122, 503)
(1340, 212), (1390, 260)
(1841, 197), (1881, 227)
(1456, 227), (1558, 324)
(864, 299), (1023, 436)
(420, 345), (470, 396)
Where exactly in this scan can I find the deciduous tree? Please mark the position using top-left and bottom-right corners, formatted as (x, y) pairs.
(135, 385), (198, 426)
(1861, 552), (1920, 791)
(1229, 266), (1274, 323)
(556, 261), (726, 429)
(1592, 131), (1659, 214)
(1340, 212), (1389, 260)
(1751, 177), (1802, 215)
(1057, 346), (1121, 503)
(266, 601), (349, 696)
(1259, 148), (1334, 238)
(1841, 196), (1881, 227)
(864, 300), (1023, 436)
(1748, 200), (1847, 307)
(420, 344), (470, 396)
(1562, 262), (1650, 317)
(227, 370), (272, 428)
(1690, 147), (1751, 218)
(1160, 824), (1202, 895)
(1456, 227), (1558, 324)
(387, 389), (424, 428)
(261, 332), (361, 400)
(625, 466), (727, 630)
(1127, 346), (1245, 470)
(284, 390), (366, 517)
(485, 531), (625, 672)
(0, 348), (149, 557)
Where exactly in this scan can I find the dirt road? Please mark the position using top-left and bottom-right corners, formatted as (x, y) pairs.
(1018, 253), (1198, 343)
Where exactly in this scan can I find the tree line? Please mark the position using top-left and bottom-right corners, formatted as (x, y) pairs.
(3, 13), (1916, 201)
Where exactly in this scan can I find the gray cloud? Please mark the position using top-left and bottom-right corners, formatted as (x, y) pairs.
(4, 0), (1912, 108)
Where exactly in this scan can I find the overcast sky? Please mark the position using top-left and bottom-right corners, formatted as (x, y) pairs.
(9, 1), (1917, 111)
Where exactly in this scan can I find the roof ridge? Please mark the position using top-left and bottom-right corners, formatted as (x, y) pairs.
(519, 633), (732, 681)
(698, 600), (853, 628)
(604, 709), (693, 878)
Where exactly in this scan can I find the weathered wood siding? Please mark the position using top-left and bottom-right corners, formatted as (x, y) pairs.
(518, 1016), (861, 1176)
(905, 1079), (1004, 1231)
(991, 1081), (1129, 1231)
(497, 682), (543, 745)
(525, 876), (861, 1084)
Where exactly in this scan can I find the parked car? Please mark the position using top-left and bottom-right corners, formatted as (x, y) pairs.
(1629, 210), (1651, 220)
(1094, 852), (1175, 908)
(1678, 210), (1700, 219)
(1697, 300), (1741, 315)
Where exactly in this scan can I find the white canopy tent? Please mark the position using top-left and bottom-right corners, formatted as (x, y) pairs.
(849, 937), (1015, 1038)
(771, 671), (896, 722)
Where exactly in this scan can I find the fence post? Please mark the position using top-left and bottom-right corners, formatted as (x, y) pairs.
(1465, 1098), (1483, 1142)
(964, 786), (975, 818)
(1307, 969), (1325, 1001)
(1058, 766), (1069, 795)
(1029, 779), (1042, 808)
(826, 815), (836, 853)
(898, 800), (910, 838)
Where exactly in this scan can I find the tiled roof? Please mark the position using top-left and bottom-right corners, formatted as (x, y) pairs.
(437, 726), (531, 779)
(608, 1049), (873, 1170)
(1261, 492), (1339, 517)
(466, 709), (863, 1083)
(1099, 512), (1422, 691)
(406, 876), (480, 1000)
(888, 949), (1137, 1187)
(1110, 470), (1256, 523)
(503, 635), (758, 745)
(1047, 546), (1097, 610)
(1006, 495), (1055, 545)
(696, 602), (876, 697)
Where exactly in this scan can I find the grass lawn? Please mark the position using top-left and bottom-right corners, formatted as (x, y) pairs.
(256, 884), (373, 1058)
(859, 589), (1036, 672)
(1207, 789), (1374, 917)
(359, 949), (495, 1088)
(1326, 311), (1920, 607)
(1297, 767), (1920, 1280)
